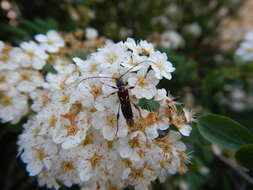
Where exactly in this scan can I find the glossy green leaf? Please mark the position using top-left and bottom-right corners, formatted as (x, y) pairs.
(138, 98), (160, 112)
(197, 114), (253, 150)
(235, 144), (253, 169)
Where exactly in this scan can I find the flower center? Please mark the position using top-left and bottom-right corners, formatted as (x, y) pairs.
(0, 96), (13, 106)
(137, 77), (147, 87)
(107, 54), (117, 64)
(139, 49), (150, 56)
(90, 85), (102, 98)
(81, 134), (93, 146)
(106, 115), (117, 128)
(61, 161), (75, 171)
(161, 144), (172, 153)
(26, 51), (35, 58)
(20, 73), (31, 81)
(89, 153), (103, 168)
(89, 65), (97, 72)
(67, 124), (79, 136)
(108, 185), (119, 190)
(128, 136), (141, 148)
(48, 116), (57, 127)
(0, 55), (9, 62)
(129, 168), (144, 180)
(60, 94), (70, 104)
(156, 63), (165, 70)
(46, 40), (54, 45)
(35, 149), (47, 160)
(0, 75), (6, 83)
(160, 158), (172, 168)
(42, 94), (51, 105)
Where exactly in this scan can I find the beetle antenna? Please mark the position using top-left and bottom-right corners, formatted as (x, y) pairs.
(120, 59), (156, 78)
(76, 76), (117, 88)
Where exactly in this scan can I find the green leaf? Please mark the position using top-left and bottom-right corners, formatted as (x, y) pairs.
(41, 63), (57, 75)
(71, 50), (90, 60)
(197, 114), (253, 150)
(138, 98), (160, 111)
(235, 144), (253, 169)
(185, 171), (206, 190)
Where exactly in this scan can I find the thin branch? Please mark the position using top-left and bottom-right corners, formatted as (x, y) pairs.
(218, 155), (253, 185)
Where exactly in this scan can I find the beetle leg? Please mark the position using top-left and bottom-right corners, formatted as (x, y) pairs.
(127, 86), (134, 90)
(115, 104), (121, 137)
(104, 84), (118, 89)
(132, 102), (142, 118)
(103, 91), (118, 99)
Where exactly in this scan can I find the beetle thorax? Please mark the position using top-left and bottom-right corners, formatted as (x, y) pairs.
(116, 78), (126, 89)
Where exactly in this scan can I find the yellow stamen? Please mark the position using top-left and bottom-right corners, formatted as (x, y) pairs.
(107, 54), (117, 64)
(60, 95), (70, 104)
(20, 73), (31, 81)
(89, 153), (103, 168)
(128, 136), (141, 148)
(0, 75), (6, 83)
(106, 115), (117, 128)
(61, 161), (75, 171)
(0, 96), (12, 106)
(35, 149), (47, 160)
(90, 85), (102, 98)
(137, 77), (147, 87)
(48, 116), (57, 127)
(0, 55), (9, 62)
(129, 168), (144, 179)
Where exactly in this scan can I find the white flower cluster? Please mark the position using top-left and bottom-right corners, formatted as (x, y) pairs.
(0, 30), (65, 124)
(236, 31), (253, 62)
(18, 38), (194, 190)
(0, 28), (105, 124)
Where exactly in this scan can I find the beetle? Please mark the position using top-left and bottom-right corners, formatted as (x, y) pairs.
(76, 62), (145, 134)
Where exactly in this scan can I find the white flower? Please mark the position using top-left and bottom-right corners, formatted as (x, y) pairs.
(0, 88), (28, 124)
(19, 41), (48, 69)
(184, 23), (202, 37)
(128, 68), (159, 99)
(52, 109), (90, 149)
(149, 51), (175, 79)
(160, 30), (185, 49)
(178, 124), (192, 136)
(38, 170), (60, 190)
(118, 131), (147, 161)
(236, 41), (253, 62)
(30, 89), (51, 112)
(120, 52), (147, 72)
(53, 149), (82, 187)
(73, 57), (102, 77)
(0, 71), (19, 91)
(0, 45), (22, 71)
(91, 110), (128, 140)
(15, 69), (44, 92)
(44, 63), (79, 90)
(35, 30), (65, 53)
(85, 27), (98, 40)
(245, 31), (253, 42)
(183, 108), (195, 123)
(122, 162), (157, 190)
(94, 42), (128, 68)
(19, 135), (58, 176)
(125, 38), (154, 56)
(155, 88), (167, 101)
